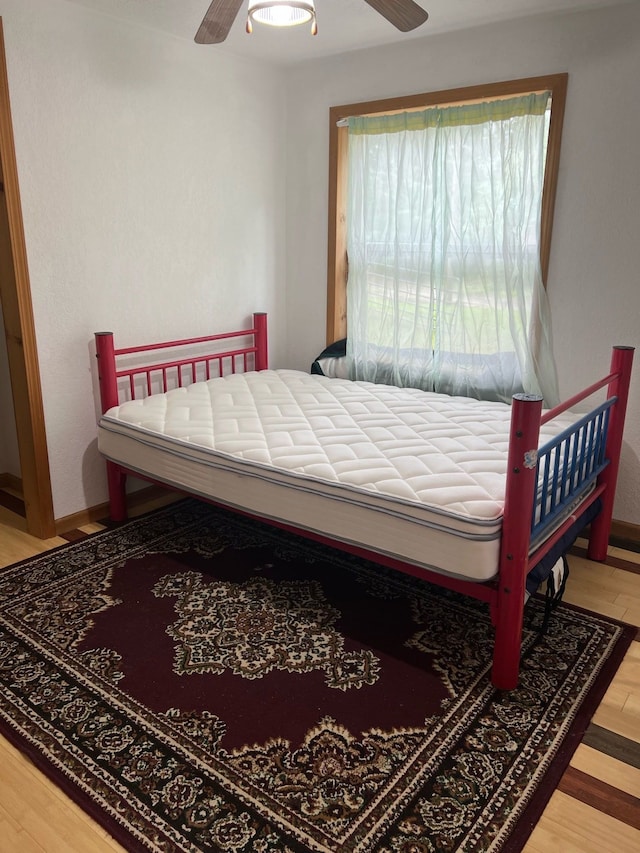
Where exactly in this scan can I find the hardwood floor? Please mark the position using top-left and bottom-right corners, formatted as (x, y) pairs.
(0, 502), (638, 852)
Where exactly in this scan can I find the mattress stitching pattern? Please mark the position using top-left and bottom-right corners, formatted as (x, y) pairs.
(99, 370), (575, 525)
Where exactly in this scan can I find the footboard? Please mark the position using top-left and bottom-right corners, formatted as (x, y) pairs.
(493, 345), (634, 689)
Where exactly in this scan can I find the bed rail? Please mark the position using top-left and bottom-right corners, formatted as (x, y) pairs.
(95, 312), (268, 414)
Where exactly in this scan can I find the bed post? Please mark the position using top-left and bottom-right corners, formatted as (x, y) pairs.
(95, 332), (128, 522)
(492, 393), (543, 691)
(95, 332), (119, 413)
(587, 346), (635, 561)
(253, 312), (268, 371)
(104, 462), (128, 522)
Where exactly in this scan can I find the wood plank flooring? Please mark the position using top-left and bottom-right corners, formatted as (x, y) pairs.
(0, 502), (638, 852)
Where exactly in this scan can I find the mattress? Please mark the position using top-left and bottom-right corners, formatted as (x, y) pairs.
(97, 369), (577, 582)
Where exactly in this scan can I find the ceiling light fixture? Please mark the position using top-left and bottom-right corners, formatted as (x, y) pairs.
(246, 1), (318, 34)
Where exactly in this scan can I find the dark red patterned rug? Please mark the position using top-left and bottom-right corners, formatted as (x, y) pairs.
(0, 500), (634, 852)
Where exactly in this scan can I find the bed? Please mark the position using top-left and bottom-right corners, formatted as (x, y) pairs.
(94, 313), (634, 690)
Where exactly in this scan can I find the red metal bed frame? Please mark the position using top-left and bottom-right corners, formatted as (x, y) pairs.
(95, 313), (634, 691)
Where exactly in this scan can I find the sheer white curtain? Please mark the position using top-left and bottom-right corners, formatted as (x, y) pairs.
(346, 94), (559, 405)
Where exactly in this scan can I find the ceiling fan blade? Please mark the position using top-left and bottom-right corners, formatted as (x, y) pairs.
(363, 0), (429, 32)
(195, 0), (245, 44)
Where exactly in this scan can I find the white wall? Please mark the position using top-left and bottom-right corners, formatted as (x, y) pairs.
(1, 0), (287, 518)
(284, 2), (640, 525)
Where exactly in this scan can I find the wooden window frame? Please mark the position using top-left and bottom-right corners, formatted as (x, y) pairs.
(326, 74), (568, 344)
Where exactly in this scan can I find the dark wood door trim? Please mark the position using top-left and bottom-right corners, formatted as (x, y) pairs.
(0, 18), (55, 539)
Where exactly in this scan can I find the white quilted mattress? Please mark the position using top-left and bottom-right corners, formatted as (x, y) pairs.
(97, 369), (574, 582)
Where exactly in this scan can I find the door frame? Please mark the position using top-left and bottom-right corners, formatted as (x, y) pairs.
(0, 18), (55, 539)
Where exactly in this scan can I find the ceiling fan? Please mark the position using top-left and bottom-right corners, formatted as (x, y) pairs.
(195, 0), (429, 45)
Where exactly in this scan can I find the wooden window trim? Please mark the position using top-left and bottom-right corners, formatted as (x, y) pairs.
(326, 74), (568, 344)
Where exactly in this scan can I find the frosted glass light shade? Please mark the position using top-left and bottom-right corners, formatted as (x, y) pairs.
(247, 1), (316, 29)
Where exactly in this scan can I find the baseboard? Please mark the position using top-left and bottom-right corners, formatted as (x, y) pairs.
(609, 518), (640, 549)
(0, 472), (23, 494)
(54, 486), (181, 536)
(579, 519), (640, 551)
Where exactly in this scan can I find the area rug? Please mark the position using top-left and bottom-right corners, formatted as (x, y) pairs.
(0, 499), (634, 853)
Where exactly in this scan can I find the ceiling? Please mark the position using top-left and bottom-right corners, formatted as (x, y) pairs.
(65, 0), (623, 65)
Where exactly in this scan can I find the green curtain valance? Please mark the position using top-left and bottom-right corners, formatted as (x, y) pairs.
(347, 92), (551, 135)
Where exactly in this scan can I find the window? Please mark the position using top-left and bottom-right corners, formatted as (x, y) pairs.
(327, 75), (567, 404)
